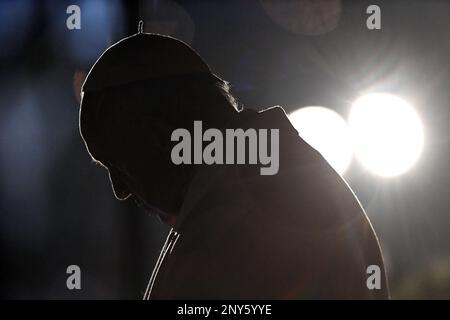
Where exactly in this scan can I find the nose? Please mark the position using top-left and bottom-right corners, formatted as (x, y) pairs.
(108, 169), (131, 200)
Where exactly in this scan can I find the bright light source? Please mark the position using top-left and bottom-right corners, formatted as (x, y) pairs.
(288, 106), (353, 175)
(349, 93), (424, 177)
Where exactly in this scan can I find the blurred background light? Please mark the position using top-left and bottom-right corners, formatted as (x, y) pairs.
(349, 93), (424, 178)
(0, 0), (35, 59)
(45, 0), (125, 66)
(288, 106), (353, 175)
(260, 0), (342, 35)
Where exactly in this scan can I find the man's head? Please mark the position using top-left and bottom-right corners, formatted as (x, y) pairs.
(79, 32), (239, 224)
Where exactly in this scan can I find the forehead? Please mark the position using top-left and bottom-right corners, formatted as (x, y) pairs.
(79, 88), (168, 169)
(80, 91), (115, 165)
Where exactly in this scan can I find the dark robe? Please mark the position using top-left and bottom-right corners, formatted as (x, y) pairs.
(144, 106), (389, 299)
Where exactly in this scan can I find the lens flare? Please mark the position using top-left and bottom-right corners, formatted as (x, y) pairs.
(289, 106), (353, 175)
(349, 93), (424, 177)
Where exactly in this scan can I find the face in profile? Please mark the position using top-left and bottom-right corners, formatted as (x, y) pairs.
(87, 122), (187, 225)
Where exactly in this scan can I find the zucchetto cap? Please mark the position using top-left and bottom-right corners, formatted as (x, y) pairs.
(82, 31), (212, 92)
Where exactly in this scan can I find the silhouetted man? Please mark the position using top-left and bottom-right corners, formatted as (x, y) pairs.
(79, 30), (389, 299)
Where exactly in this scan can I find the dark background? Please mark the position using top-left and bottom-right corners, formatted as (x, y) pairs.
(0, 0), (449, 299)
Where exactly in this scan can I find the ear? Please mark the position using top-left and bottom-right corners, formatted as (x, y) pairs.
(108, 169), (131, 200)
(143, 119), (177, 150)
